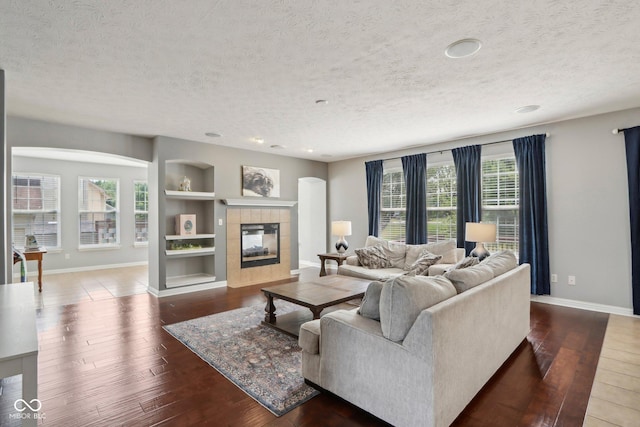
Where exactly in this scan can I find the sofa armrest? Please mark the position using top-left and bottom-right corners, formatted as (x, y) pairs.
(454, 247), (465, 262)
(299, 319), (321, 354)
(317, 310), (434, 427)
(345, 255), (361, 266)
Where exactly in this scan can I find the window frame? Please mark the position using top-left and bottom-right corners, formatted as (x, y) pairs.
(11, 173), (62, 250)
(481, 154), (519, 254)
(78, 176), (120, 249)
(426, 160), (457, 242)
(379, 163), (407, 242)
(133, 180), (149, 247)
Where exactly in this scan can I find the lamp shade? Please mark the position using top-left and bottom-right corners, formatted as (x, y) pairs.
(331, 221), (352, 237)
(465, 222), (496, 243)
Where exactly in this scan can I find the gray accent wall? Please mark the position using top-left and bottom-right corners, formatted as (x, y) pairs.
(8, 116), (153, 162)
(149, 136), (328, 292)
(329, 107), (640, 310)
(11, 155), (148, 272)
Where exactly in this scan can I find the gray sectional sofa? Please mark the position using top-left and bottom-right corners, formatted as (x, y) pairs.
(337, 236), (465, 280)
(300, 251), (530, 427)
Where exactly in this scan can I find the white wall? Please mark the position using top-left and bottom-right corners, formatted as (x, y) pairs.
(298, 177), (327, 264)
(329, 107), (640, 310)
(11, 155), (148, 272)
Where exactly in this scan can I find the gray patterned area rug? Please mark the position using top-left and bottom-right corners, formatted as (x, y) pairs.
(163, 301), (319, 416)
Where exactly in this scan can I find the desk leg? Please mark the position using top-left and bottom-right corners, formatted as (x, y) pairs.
(319, 257), (327, 277)
(37, 259), (43, 292)
(22, 353), (38, 427)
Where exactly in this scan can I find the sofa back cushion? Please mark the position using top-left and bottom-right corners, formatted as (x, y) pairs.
(444, 264), (494, 293)
(380, 275), (457, 342)
(404, 240), (457, 269)
(479, 250), (518, 277)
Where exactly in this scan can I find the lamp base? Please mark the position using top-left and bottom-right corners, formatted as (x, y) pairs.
(470, 242), (490, 261)
(335, 237), (349, 253)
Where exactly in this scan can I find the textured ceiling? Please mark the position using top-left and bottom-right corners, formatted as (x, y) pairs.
(2, 0), (640, 162)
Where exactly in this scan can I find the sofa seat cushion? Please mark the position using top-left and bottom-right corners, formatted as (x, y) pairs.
(444, 264), (494, 293)
(380, 275), (457, 342)
(338, 265), (405, 281)
(299, 319), (321, 354)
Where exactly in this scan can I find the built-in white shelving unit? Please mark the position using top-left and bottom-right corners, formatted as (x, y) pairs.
(165, 190), (216, 200)
(163, 160), (216, 289)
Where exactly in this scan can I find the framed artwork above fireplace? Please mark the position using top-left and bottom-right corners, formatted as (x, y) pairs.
(242, 166), (280, 198)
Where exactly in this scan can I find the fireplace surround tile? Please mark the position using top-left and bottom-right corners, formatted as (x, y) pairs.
(226, 207), (292, 288)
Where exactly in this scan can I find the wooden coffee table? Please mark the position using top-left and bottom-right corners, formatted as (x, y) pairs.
(261, 275), (371, 337)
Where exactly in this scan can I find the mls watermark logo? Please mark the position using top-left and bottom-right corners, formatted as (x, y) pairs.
(9, 398), (46, 420)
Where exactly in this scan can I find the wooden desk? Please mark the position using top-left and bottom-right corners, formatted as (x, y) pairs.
(15, 248), (47, 292)
(317, 252), (351, 276)
(0, 283), (39, 426)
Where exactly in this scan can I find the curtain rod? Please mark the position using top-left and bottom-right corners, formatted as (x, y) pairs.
(378, 132), (550, 163)
(612, 128), (629, 134)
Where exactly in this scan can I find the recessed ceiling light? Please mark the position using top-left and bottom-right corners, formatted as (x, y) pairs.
(254, 137), (264, 144)
(445, 38), (482, 58)
(270, 144), (285, 149)
(306, 149), (314, 153)
(515, 105), (541, 114)
(205, 132), (222, 138)
(315, 99), (328, 105)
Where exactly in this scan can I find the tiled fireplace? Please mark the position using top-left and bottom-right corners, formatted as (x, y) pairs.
(226, 207), (291, 287)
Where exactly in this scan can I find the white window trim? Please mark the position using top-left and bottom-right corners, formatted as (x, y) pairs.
(78, 176), (120, 249)
(133, 180), (149, 245)
(12, 172), (62, 250)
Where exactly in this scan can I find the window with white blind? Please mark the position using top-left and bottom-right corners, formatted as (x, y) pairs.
(380, 166), (406, 242)
(481, 157), (519, 253)
(12, 174), (61, 249)
(134, 181), (149, 245)
(427, 162), (457, 242)
(79, 177), (120, 248)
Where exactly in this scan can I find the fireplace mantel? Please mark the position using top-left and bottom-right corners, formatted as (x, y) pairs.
(222, 198), (297, 207)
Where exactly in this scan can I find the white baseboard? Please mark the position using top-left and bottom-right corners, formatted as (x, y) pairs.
(13, 261), (148, 279)
(148, 280), (227, 298)
(530, 295), (636, 317)
(299, 260), (321, 268)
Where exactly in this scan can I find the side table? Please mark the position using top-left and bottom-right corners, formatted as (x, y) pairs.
(317, 252), (351, 276)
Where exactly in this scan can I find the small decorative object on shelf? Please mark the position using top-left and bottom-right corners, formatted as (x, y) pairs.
(179, 176), (192, 191)
(176, 214), (197, 235)
(169, 242), (202, 250)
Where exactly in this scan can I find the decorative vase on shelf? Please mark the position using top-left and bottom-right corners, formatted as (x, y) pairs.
(179, 176), (191, 191)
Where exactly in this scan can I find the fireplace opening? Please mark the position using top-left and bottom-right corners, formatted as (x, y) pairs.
(241, 223), (280, 268)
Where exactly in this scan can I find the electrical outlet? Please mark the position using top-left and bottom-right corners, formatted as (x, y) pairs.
(551, 274), (558, 283)
(568, 275), (576, 286)
(218, 218), (223, 226)
(65, 253), (70, 260)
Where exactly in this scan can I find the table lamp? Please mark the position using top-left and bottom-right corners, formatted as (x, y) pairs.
(332, 221), (352, 253)
(465, 222), (497, 261)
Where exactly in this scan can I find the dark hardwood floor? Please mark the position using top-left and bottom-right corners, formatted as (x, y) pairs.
(0, 269), (609, 426)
